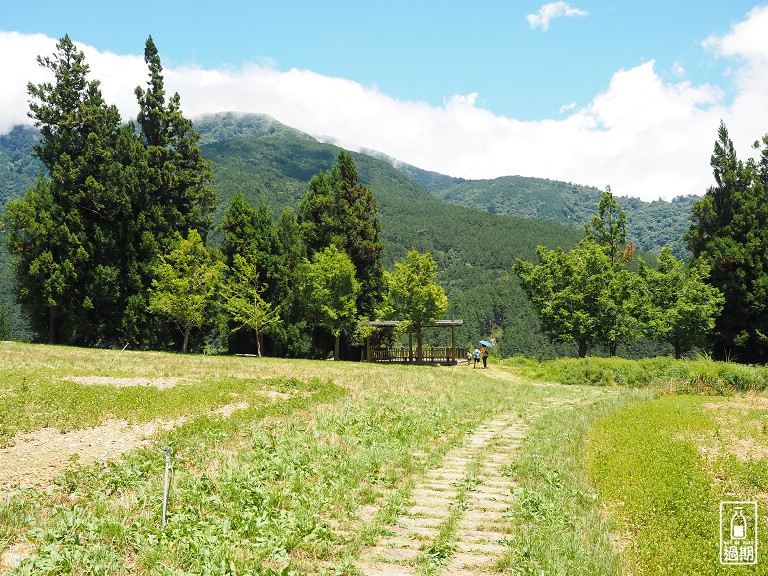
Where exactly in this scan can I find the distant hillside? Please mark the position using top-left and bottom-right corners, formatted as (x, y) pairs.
(0, 125), (41, 208)
(397, 163), (697, 258)
(1, 117), (697, 256)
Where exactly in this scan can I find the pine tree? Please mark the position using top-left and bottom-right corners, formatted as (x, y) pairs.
(299, 150), (384, 318)
(685, 122), (768, 362)
(5, 35), (125, 345)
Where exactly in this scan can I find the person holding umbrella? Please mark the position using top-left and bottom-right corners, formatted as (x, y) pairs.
(479, 340), (493, 369)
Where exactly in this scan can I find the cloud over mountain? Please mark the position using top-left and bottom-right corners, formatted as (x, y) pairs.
(1, 6), (767, 202)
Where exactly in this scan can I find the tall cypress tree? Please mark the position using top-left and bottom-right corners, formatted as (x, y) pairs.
(5, 36), (125, 345)
(274, 207), (308, 356)
(134, 36), (216, 245)
(126, 36), (217, 347)
(685, 122), (768, 362)
(299, 149), (384, 318)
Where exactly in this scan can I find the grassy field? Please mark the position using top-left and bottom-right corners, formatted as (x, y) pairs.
(0, 342), (766, 575)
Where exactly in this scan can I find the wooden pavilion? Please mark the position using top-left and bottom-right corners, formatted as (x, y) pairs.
(361, 319), (465, 365)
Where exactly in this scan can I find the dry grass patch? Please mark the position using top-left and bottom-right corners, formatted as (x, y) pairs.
(65, 376), (185, 389)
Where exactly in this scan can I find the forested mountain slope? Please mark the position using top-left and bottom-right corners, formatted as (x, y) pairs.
(195, 114), (585, 357)
(0, 126), (41, 208)
(397, 164), (697, 258)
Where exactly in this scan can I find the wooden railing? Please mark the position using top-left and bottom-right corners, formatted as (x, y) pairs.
(370, 347), (468, 365)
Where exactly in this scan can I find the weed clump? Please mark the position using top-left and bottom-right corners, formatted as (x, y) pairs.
(513, 355), (768, 393)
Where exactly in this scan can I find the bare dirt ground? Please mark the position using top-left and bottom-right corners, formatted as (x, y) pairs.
(0, 417), (183, 492)
(0, 374), (294, 493)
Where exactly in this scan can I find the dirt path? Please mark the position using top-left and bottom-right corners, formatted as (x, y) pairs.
(0, 401), (254, 493)
(354, 397), (579, 576)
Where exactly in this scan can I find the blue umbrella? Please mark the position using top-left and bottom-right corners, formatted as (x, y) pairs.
(479, 340), (493, 348)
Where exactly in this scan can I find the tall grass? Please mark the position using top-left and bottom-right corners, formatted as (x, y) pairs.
(495, 393), (644, 575)
(508, 354), (768, 393)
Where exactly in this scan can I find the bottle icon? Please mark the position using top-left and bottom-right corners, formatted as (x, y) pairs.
(731, 507), (747, 540)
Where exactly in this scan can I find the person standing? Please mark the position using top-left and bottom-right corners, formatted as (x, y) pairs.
(473, 348), (480, 368)
(481, 345), (489, 369)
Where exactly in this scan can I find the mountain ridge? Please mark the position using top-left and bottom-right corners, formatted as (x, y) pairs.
(2, 112), (696, 258)
(193, 112), (696, 257)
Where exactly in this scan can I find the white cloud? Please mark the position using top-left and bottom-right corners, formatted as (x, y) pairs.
(0, 32), (56, 134)
(559, 102), (577, 114)
(701, 4), (768, 159)
(1, 5), (767, 203)
(527, 2), (588, 31)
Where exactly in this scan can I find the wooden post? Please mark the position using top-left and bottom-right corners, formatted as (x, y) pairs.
(451, 319), (456, 363)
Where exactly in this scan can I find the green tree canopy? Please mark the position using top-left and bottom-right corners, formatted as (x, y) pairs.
(380, 250), (448, 362)
(148, 230), (225, 353)
(300, 246), (360, 360)
(639, 248), (724, 359)
(516, 190), (644, 358)
(515, 241), (610, 358)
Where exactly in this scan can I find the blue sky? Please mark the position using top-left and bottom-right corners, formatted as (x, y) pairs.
(2, 1), (768, 200)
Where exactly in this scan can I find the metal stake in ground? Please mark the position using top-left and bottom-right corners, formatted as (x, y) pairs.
(162, 446), (173, 529)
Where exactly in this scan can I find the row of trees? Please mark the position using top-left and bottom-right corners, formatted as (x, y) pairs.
(515, 190), (724, 359)
(4, 36), (215, 349)
(211, 150), (447, 359)
(3, 36), (449, 358)
(135, 176), (448, 358)
(518, 122), (768, 363)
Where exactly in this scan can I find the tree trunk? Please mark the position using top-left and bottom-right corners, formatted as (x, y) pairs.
(48, 307), (55, 344)
(609, 340), (618, 357)
(182, 325), (190, 353)
(416, 327), (423, 363)
(578, 339), (587, 358)
(334, 333), (340, 361)
(256, 329), (262, 357)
